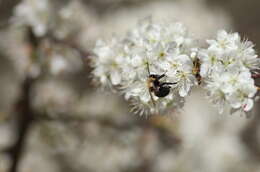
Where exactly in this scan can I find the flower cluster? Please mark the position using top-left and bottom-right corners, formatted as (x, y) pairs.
(92, 19), (259, 115)
(198, 30), (259, 113)
(92, 18), (196, 115)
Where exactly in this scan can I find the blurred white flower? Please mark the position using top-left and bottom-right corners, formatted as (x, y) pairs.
(13, 0), (52, 36)
(49, 55), (68, 75)
(45, 44), (83, 76)
(54, 1), (91, 39)
(31, 80), (77, 116)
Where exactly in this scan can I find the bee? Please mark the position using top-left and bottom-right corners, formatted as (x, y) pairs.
(192, 57), (202, 85)
(146, 62), (177, 106)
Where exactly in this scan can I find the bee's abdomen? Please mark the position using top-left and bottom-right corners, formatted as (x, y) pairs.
(154, 86), (170, 97)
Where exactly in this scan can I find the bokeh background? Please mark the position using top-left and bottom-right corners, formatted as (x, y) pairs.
(0, 0), (260, 172)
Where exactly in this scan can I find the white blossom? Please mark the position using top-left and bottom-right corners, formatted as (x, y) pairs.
(199, 30), (259, 113)
(92, 38), (126, 86)
(92, 20), (259, 115)
(92, 18), (195, 115)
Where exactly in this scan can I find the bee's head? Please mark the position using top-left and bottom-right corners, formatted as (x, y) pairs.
(149, 74), (157, 78)
(149, 74), (162, 80)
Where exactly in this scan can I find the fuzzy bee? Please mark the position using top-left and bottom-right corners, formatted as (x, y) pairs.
(146, 62), (176, 106)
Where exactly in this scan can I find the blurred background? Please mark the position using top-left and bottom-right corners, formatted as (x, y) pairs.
(0, 0), (260, 172)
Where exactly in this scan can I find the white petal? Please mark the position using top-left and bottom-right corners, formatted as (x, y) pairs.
(179, 81), (190, 97)
(200, 63), (210, 77)
(243, 99), (254, 111)
(110, 71), (121, 85)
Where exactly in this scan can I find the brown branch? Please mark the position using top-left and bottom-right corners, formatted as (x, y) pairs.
(8, 27), (39, 172)
(8, 77), (35, 172)
(252, 73), (260, 79)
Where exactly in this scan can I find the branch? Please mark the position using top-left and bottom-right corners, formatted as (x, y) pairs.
(252, 73), (260, 79)
(8, 27), (39, 172)
(9, 77), (35, 172)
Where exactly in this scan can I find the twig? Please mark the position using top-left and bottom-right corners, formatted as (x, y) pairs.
(252, 73), (260, 79)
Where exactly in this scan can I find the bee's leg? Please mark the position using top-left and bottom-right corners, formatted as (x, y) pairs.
(148, 90), (156, 108)
(149, 87), (155, 92)
(160, 82), (177, 86)
(158, 74), (166, 80)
